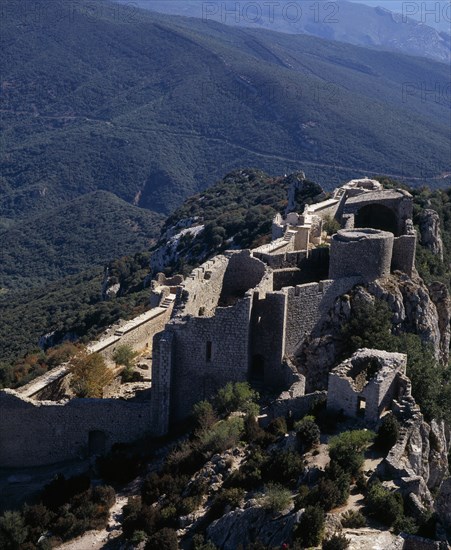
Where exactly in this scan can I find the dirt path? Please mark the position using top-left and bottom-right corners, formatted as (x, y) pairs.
(56, 477), (144, 550)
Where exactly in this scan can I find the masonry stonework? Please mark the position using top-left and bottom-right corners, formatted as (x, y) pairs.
(0, 178), (426, 467)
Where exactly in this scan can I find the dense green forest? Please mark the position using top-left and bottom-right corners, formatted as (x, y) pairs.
(2, 0), (450, 226)
(0, 192), (163, 289)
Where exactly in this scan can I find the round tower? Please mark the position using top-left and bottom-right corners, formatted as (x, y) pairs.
(329, 228), (394, 281)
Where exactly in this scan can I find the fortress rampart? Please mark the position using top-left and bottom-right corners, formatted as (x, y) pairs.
(0, 177), (423, 466)
(329, 229), (394, 282)
(0, 390), (155, 467)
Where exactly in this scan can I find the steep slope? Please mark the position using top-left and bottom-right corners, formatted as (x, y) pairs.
(1, 0), (450, 227)
(122, 0), (451, 62)
(0, 192), (163, 289)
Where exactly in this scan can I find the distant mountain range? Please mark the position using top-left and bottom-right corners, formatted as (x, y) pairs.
(118, 0), (451, 62)
(0, 0), (450, 294)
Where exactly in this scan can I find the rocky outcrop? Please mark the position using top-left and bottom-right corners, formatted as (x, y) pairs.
(298, 271), (450, 392)
(207, 505), (301, 550)
(428, 282), (451, 364)
(379, 414), (449, 509)
(419, 209), (444, 260)
(435, 478), (451, 530)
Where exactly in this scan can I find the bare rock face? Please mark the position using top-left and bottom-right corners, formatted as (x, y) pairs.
(435, 478), (451, 529)
(298, 271), (450, 392)
(428, 282), (451, 365)
(207, 506), (301, 550)
(381, 416), (449, 507)
(419, 209), (444, 260)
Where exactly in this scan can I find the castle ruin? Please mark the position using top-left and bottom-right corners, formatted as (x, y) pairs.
(0, 177), (419, 467)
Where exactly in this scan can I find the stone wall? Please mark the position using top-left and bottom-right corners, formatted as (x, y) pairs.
(392, 234), (416, 276)
(329, 229), (394, 282)
(154, 297), (253, 424)
(326, 349), (407, 425)
(342, 189), (413, 236)
(0, 390), (154, 467)
(174, 255), (229, 317)
(250, 291), (287, 388)
(221, 251), (268, 303)
(88, 306), (172, 362)
(283, 276), (363, 356)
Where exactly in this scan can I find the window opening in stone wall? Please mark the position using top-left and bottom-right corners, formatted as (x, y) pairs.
(206, 341), (212, 362)
(357, 397), (366, 417)
(250, 354), (265, 382)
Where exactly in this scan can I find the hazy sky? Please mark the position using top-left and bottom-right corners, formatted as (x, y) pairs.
(347, 0), (451, 32)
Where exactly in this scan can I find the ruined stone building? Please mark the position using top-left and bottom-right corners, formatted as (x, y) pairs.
(151, 177), (418, 434)
(0, 177), (423, 467)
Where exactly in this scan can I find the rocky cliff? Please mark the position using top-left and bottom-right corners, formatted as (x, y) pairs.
(298, 272), (451, 392)
(419, 209), (444, 261)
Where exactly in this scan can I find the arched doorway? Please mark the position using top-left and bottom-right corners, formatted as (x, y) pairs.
(355, 204), (398, 236)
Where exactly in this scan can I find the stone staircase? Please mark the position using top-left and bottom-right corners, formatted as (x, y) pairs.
(160, 293), (176, 309)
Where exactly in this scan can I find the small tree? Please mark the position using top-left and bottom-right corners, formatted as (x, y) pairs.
(322, 532), (350, 550)
(376, 414), (400, 452)
(296, 505), (325, 547)
(193, 400), (217, 432)
(113, 345), (137, 368)
(328, 430), (374, 476)
(262, 484), (292, 513)
(0, 511), (28, 550)
(69, 351), (113, 398)
(215, 382), (259, 417)
(296, 416), (320, 451)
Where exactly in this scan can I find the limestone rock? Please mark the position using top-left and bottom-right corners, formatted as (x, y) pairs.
(419, 209), (444, 260)
(428, 282), (451, 364)
(207, 506), (301, 550)
(435, 478), (451, 529)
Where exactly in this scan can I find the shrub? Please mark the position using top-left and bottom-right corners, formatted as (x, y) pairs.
(41, 474), (90, 510)
(146, 527), (178, 550)
(266, 417), (287, 437)
(375, 414), (400, 452)
(295, 505), (325, 547)
(324, 461), (351, 506)
(322, 532), (350, 550)
(199, 416), (244, 454)
(308, 478), (343, 511)
(69, 350), (113, 398)
(366, 480), (404, 527)
(215, 382), (259, 417)
(0, 511), (28, 550)
(341, 510), (366, 528)
(296, 416), (320, 451)
(393, 515), (418, 534)
(294, 484), (311, 510)
(192, 533), (218, 550)
(262, 484), (292, 513)
(262, 451), (304, 487)
(91, 485), (115, 508)
(209, 488), (244, 520)
(131, 530), (148, 545)
(329, 430), (374, 476)
(227, 449), (267, 490)
(244, 414), (269, 445)
(193, 400), (217, 432)
(97, 448), (142, 483)
(323, 215), (341, 236)
(113, 345), (137, 368)
(141, 472), (188, 505)
(166, 441), (206, 476)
